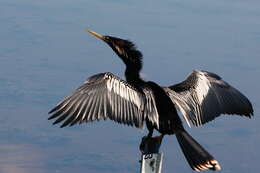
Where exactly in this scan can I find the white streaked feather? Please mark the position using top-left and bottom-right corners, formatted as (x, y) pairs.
(165, 69), (253, 127)
(196, 72), (210, 105)
(49, 72), (160, 128)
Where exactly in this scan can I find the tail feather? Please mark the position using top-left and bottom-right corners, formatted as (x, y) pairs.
(176, 130), (221, 171)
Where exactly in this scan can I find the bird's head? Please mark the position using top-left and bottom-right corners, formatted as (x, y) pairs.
(86, 30), (143, 72)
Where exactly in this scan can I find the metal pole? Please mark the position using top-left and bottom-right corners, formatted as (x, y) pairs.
(139, 136), (163, 173)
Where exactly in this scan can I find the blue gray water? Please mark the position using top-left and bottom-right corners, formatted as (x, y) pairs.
(1, 0), (259, 172)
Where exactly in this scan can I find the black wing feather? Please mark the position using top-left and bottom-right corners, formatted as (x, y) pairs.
(165, 70), (253, 126)
(49, 72), (159, 128)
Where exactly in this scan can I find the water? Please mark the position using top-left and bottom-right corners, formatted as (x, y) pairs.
(1, 0), (259, 172)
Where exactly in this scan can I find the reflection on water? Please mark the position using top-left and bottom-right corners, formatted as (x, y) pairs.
(1, 0), (259, 172)
(0, 144), (44, 173)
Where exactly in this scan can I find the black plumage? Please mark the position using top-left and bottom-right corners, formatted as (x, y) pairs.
(49, 30), (253, 171)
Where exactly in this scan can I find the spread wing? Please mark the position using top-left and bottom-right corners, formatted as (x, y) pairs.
(164, 70), (253, 127)
(48, 72), (159, 128)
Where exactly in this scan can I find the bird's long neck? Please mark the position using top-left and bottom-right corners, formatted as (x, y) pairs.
(125, 65), (144, 86)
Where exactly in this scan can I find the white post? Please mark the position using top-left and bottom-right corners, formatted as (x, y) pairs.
(139, 136), (163, 173)
(140, 153), (163, 173)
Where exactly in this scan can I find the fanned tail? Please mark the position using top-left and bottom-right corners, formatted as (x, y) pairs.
(176, 130), (221, 171)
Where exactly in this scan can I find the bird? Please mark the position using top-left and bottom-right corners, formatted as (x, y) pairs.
(48, 30), (253, 171)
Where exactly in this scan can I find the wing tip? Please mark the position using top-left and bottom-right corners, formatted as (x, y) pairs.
(52, 120), (59, 126)
(48, 113), (57, 120)
(60, 124), (66, 128)
(51, 120), (66, 128)
(48, 117), (53, 120)
(48, 108), (56, 114)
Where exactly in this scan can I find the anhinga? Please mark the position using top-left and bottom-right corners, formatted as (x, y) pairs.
(48, 30), (253, 171)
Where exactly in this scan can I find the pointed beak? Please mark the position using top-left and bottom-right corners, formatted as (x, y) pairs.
(86, 29), (105, 41)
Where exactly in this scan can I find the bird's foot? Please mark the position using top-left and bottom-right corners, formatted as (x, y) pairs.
(139, 135), (164, 154)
